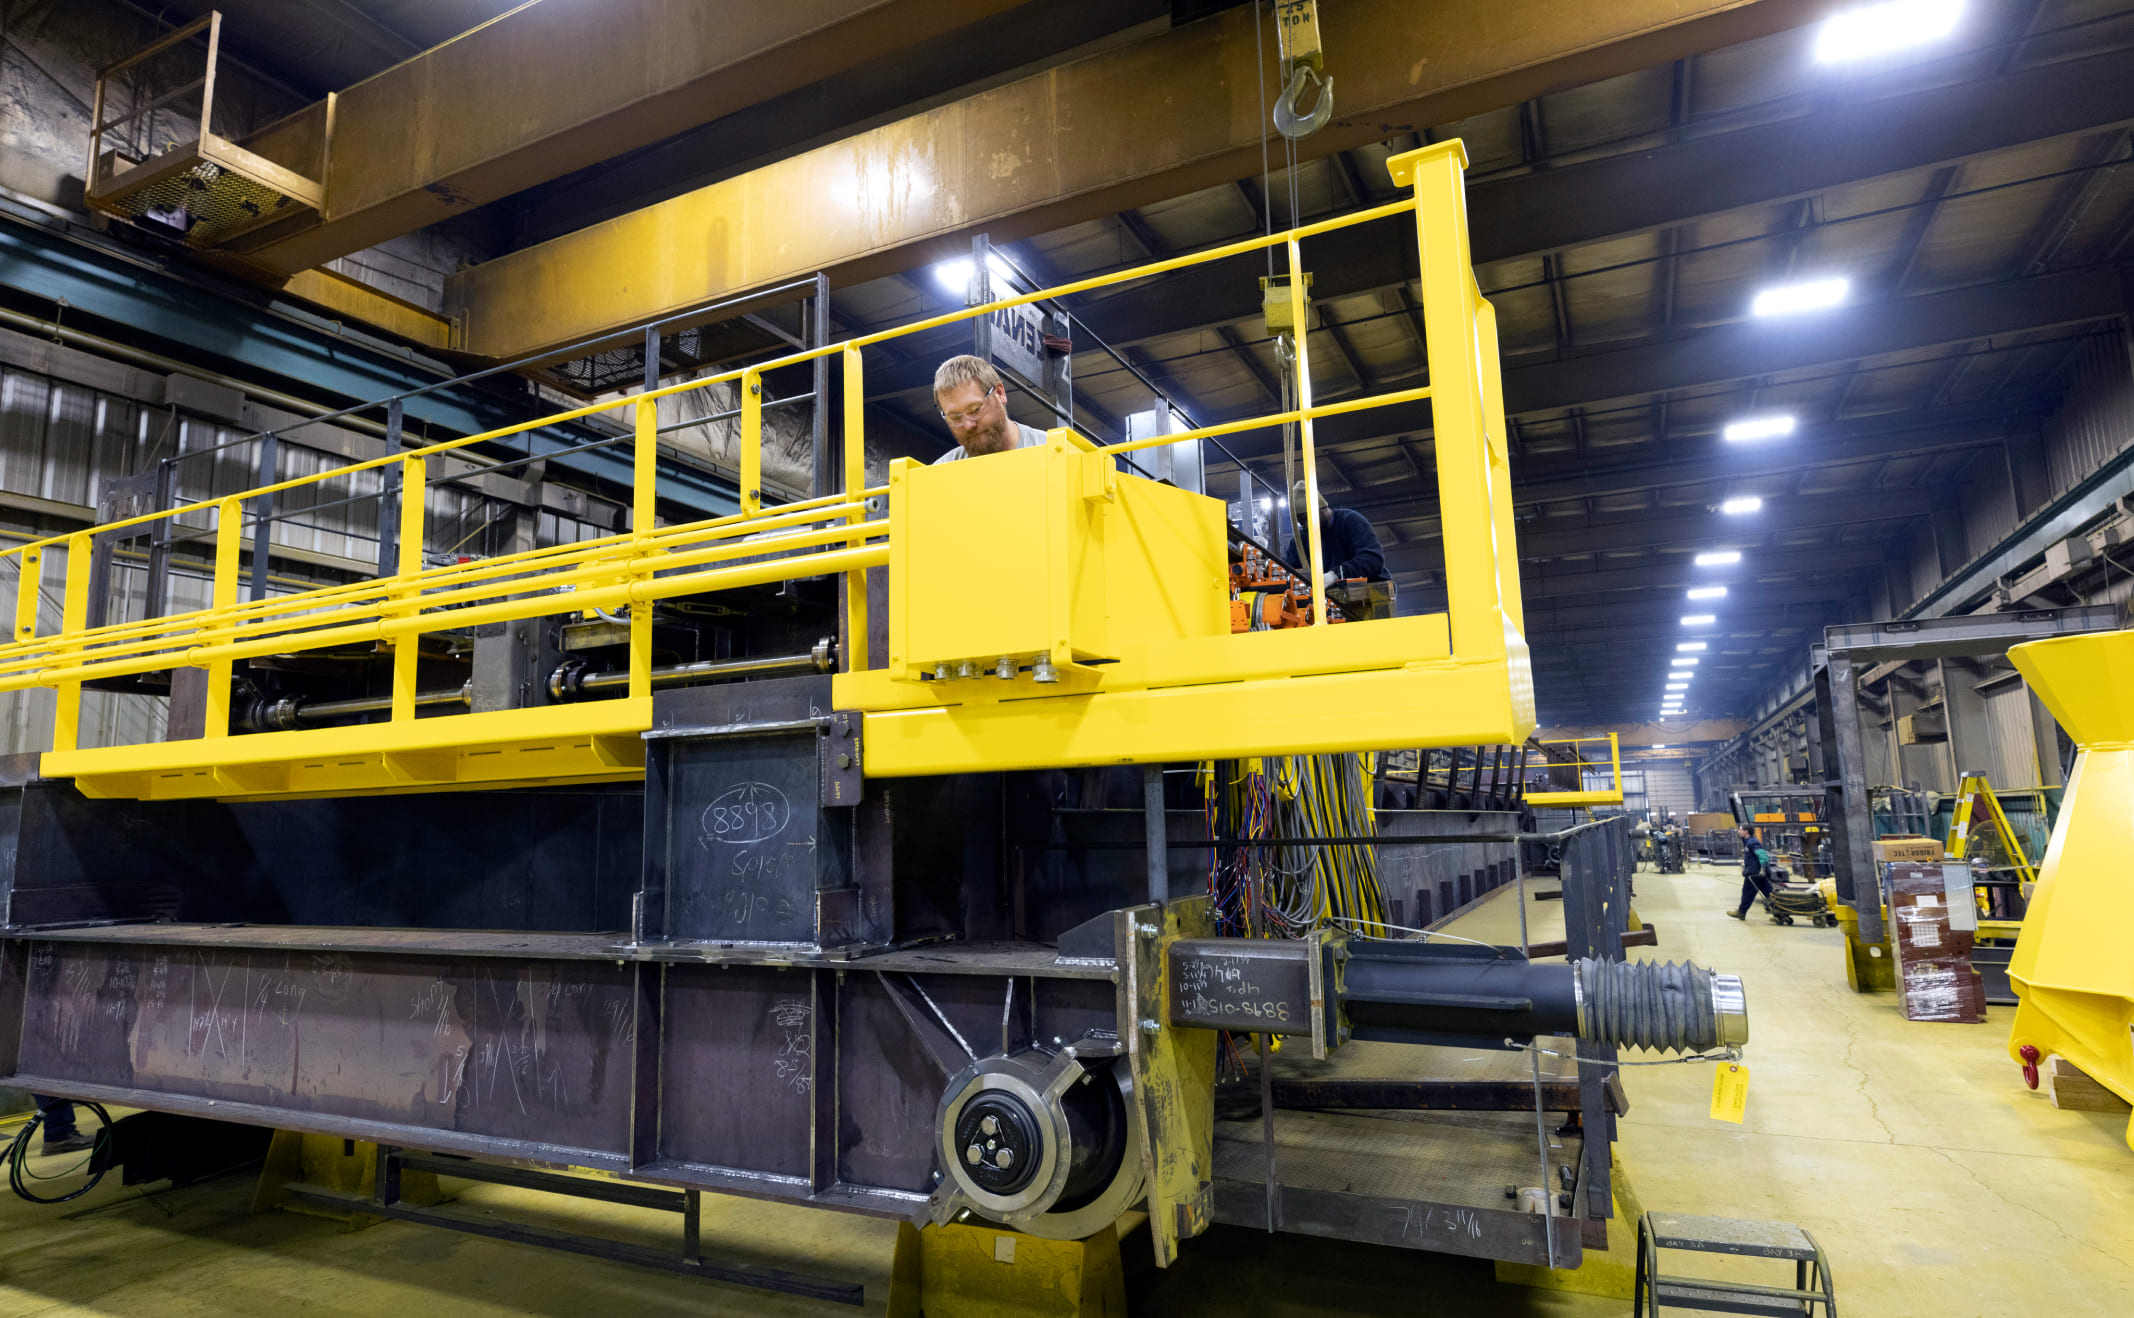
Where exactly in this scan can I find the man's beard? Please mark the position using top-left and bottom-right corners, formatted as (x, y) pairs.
(965, 414), (1016, 455)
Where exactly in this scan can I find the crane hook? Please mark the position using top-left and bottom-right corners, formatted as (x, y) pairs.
(1272, 62), (1333, 139)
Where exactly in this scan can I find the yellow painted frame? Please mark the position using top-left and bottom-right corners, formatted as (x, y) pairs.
(1525, 732), (1625, 808)
(3, 138), (1530, 799)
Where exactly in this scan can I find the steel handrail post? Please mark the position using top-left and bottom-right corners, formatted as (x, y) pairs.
(842, 346), (869, 671)
(740, 367), (763, 518)
(630, 396), (657, 700)
(1390, 139), (1507, 663)
(50, 533), (93, 754)
(202, 498), (244, 739)
(389, 457), (427, 722)
(1287, 238), (1325, 626)
(12, 546), (41, 645)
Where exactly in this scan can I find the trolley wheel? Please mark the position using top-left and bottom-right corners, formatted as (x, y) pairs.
(1773, 913), (1793, 926)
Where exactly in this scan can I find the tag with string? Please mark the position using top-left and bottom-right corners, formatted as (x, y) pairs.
(1710, 1062), (1751, 1123)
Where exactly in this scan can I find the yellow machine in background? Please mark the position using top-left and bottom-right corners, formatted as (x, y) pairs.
(2004, 629), (2134, 1149)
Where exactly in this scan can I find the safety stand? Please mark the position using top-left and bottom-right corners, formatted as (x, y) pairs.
(887, 1213), (1141, 1318)
(1634, 1212), (1836, 1315)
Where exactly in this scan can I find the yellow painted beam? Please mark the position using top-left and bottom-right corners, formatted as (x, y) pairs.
(281, 269), (455, 350)
(225, 1), (1034, 277)
(445, 0), (1828, 362)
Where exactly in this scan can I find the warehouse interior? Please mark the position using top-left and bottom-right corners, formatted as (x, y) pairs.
(0, 1), (2130, 1313)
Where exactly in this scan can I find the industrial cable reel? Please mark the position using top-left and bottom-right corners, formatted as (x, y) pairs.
(931, 1041), (1145, 1239)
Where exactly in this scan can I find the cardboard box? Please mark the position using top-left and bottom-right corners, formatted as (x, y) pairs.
(1874, 836), (1944, 864)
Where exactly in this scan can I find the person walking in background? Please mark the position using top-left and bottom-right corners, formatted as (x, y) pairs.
(1725, 827), (1776, 921)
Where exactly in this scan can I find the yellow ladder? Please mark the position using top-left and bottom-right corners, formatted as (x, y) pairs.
(1946, 772), (2038, 893)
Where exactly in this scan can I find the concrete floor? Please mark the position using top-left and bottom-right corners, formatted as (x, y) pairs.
(1, 861), (2129, 1315)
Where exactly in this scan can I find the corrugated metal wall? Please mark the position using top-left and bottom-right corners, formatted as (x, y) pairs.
(1957, 451), (2019, 564)
(1979, 677), (2044, 789)
(1644, 763), (1696, 818)
(0, 355), (617, 759)
(2042, 334), (2134, 501)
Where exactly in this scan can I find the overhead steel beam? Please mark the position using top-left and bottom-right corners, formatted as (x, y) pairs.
(1387, 489), (1933, 563)
(444, 0), (1834, 360)
(857, 45), (2134, 391)
(226, 0), (1040, 275)
(1522, 579), (1866, 632)
(1235, 266), (2127, 466)
(1182, 269), (2119, 477)
(1520, 551), (1881, 600)
(509, 0), (1174, 247)
(1360, 405), (2025, 520)
(1501, 265), (2125, 418)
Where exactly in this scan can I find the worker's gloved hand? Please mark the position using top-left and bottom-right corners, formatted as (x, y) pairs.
(1322, 570), (1339, 589)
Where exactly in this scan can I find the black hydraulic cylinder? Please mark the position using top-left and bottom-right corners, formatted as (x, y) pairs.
(1166, 936), (1747, 1054)
(1340, 943), (1582, 1045)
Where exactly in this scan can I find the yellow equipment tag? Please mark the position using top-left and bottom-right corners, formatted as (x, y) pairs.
(1710, 1063), (1751, 1123)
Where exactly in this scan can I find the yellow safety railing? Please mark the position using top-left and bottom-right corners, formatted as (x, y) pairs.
(0, 138), (1523, 799)
(1525, 733), (1624, 808)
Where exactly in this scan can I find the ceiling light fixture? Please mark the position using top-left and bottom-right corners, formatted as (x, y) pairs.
(1687, 586), (1728, 600)
(1678, 642), (1708, 651)
(1752, 276), (1849, 318)
(1695, 551), (1743, 567)
(1672, 658), (1699, 667)
(1681, 614), (1716, 626)
(932, 253), (1018, 298)
(1814, 0), (1964, 64)
(1723, 415), (1797, 443)
(1720, 496), (1764, 515)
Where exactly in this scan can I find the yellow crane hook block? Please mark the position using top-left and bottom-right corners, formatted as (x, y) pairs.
(2003, 628), (2134, 1150)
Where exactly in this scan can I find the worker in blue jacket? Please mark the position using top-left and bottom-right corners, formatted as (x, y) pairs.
(1726, 827), (1776, 920)
(1283, 482), (1386, 588)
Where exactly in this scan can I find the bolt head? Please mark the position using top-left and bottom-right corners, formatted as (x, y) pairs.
(993, 1148), (1014, 1170)
(980, 1114), (999, 1136)
(965, 1143), (984, 1166)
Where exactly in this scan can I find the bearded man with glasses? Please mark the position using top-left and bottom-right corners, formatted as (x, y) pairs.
(931, 355), (1046, 462)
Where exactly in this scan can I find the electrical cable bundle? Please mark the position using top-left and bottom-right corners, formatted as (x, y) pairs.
(1273, 752), (1388, 936)
(1202, 753), (1387, 938)
(1202, 758), (1300, 938)
(5, 1102), (113, 1204)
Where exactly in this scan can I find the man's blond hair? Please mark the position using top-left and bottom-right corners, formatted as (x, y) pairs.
(933, 354), (1001, 398)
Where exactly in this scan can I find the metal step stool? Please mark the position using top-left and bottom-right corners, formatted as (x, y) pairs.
(1634, 1212), (1835, 1316)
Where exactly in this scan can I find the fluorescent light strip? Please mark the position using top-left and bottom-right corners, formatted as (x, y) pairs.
(1695, 551), (1742, 567)
(1687, 586), (1727, 600)
(1721, 497), (1763, 515)
(1681, 614), (1716, 626)
(1752, 276), (1849, 317)
(1815, 0), (1964, 64)
(1678, 642), (1708, 652)
(1723, 415), (1796, 443)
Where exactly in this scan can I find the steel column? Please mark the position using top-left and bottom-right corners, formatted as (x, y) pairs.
(1819, 654), (1883, 946)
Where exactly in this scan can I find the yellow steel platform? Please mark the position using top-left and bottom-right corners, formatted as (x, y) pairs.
(0, 140), (1530, 799)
